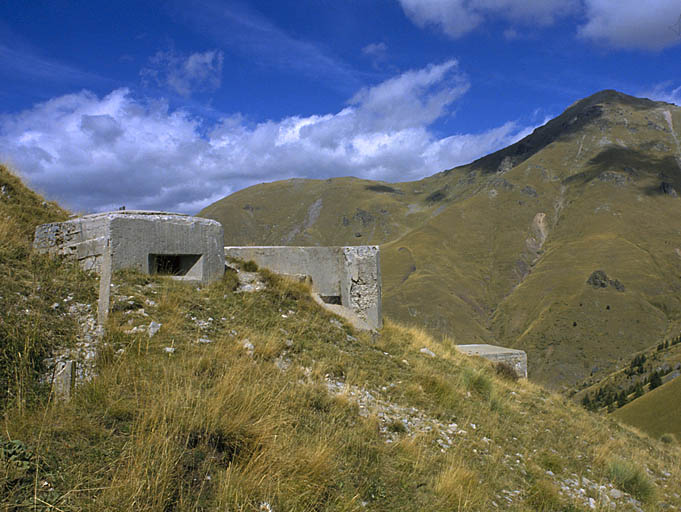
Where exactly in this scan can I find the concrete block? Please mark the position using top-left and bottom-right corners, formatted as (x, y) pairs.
(34, 211), (225, 284)
(52, 360), (76, 401)
(224, 246), (382, 330)
(455, 344), (527, 378)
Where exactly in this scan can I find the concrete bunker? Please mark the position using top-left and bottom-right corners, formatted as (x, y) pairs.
(34, 211), (225, 284)
(225, 245), (381, 330)
(455, 344), (527, 378)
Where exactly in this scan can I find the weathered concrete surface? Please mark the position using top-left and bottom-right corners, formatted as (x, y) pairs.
(34, 211), (225, 284)
(311, 293), (371, 331)
(224, 246), (382, 330)
(97, 240), (112, 328)
(456, 344), (528, 378)
(52, 360), (76, 401)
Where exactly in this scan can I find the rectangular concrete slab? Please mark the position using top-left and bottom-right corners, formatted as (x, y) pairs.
(456, 344), (528, 378)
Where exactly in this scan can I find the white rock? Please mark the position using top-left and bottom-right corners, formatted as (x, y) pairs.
(609, 489), (623, 499)
(148, 321), (162, 338)
(420, 347), (436, 357)
(164, 347), (175, 354)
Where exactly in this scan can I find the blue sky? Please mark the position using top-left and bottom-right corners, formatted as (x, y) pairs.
(1, 0), (680, 213)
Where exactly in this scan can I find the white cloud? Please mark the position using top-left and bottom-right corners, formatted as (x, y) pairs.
(181, 0), (359, 93)
(362, 42), (388, 57)
(398, 0), (681, 51)
(141, 49), (224, 96)
(0, 62), (533, 214)
(640, 82), (681, 105)
(398, 0), (579, 38)
(578, 0), (681, 50)
(0, 44), (105, 85)
(361, 42), (389, 69)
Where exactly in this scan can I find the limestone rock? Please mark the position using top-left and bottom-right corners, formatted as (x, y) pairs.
(420, 347), (436, 358)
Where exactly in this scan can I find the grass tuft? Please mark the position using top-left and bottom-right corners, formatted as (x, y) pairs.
(606, 458), (655, 503)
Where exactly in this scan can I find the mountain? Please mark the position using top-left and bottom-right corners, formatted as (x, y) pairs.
(2, 163), (680, 510)
(200, 90), (681, 389)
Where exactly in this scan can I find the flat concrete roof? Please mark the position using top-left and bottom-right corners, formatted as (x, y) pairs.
(456, 344), (525, 356)
(69, 210), (188, 219)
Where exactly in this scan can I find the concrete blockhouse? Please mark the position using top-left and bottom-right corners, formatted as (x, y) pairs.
(34, 211), (225, 284)
(456, 344), (527, 378)
(224, 246), (381, 330)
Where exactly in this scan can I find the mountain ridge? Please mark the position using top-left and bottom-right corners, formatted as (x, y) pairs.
(200, 89), (681, 389)
(2, 162), (681, 509)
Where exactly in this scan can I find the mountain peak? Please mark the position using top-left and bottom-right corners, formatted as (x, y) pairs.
(571, 89), (665, 110)
(468, 90), (671, 175)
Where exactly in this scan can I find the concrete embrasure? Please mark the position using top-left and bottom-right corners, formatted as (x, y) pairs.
(455, 344), (528, 378)
(224, 246), (382, 330)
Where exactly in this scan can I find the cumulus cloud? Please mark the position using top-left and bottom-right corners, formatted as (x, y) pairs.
(141, 49), (224, 96)
(0, 61), (533, 214)
(398, 0), (579, 38)
(578, 0), (681, 50)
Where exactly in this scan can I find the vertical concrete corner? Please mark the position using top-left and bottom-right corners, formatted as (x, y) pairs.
(341, 246), (382, 330)
(52, 360), (77, 401)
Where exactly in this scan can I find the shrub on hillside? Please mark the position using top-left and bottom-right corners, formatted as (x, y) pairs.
(660, 433), (676, 444)
(525, 479), (565, 511)
(494, 362), (518, 382)
(242, 260), (258, 272)
(607, 458), (655, 503)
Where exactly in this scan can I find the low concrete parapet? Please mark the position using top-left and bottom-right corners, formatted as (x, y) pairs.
(456, 344), (527, 378)
(34, 211), (225, 284)
(224, 246), (381, 330)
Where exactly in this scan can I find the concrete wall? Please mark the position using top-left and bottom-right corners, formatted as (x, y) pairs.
(34, 211), (225, 284)
(455, 344), (527, 378)
(224, 246), (381, 330)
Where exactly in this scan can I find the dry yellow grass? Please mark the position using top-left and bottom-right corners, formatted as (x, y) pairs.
(2, 161), (681, 511)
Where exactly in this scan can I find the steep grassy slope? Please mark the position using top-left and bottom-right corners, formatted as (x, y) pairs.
(0, 165), (96, 408)
(613, 376), (681, 442)
(200, 174), (477, 247)
(201, 90), (681, 389)
(566, 337), (681, 442)
(3, 164), (681, 510)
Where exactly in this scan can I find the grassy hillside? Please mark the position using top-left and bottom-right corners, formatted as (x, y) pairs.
(199, 174), (478, 247)
(3, 163), (681, 510)
(0, 165), (96, 409)
(612, 374), (681, 443)
(567, 337), (681, 442)
(200, 90), (681, 389)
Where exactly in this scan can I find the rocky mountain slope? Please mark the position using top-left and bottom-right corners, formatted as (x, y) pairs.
(2, 164), (681, 510)
(200, 90), (681, 389)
